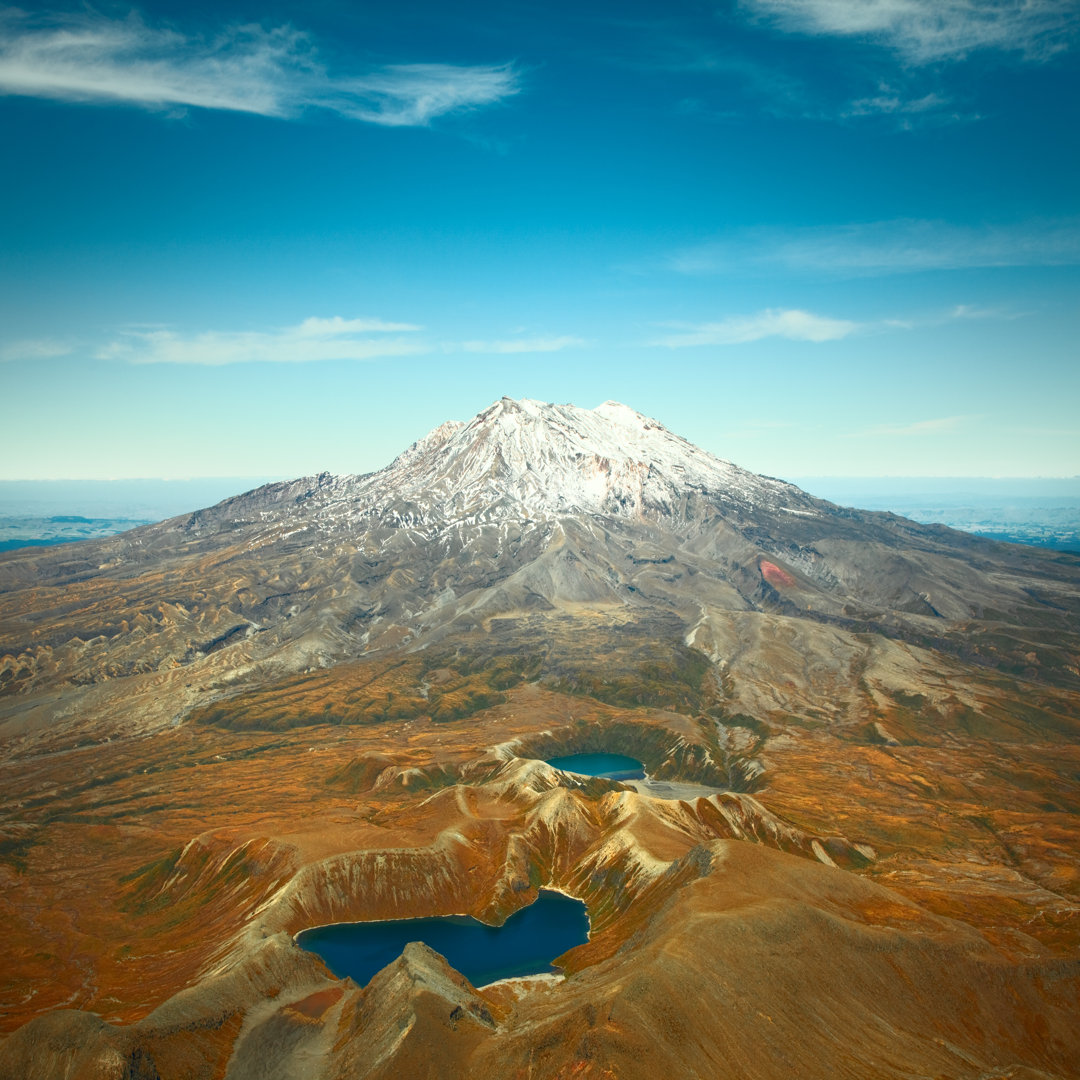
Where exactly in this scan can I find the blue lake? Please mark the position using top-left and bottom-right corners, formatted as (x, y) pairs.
(545, 752), (646, 780)
(296, 889), (589, 988)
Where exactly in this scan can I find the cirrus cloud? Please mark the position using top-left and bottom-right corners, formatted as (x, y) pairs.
(97, 315), (427, 365)
(294, 316), (422, 336)
(0, 337), (74, 362)
(455, 335), (585, 354)
(653, 308), (859, 347)
(739, 0), (1077, 63)
(667, 218), (1080, 277)
(0, 9), (521, 125)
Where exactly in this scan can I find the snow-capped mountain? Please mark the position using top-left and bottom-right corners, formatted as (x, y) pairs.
(359, 397), (812, 522)
(180, 396), (819, 539)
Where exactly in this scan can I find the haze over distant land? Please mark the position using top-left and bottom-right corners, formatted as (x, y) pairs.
(1, 0), (1078, 482)
(0, 478), (287, 551)
(793, 476), (1080, 549)
(0, 478), (285, 519)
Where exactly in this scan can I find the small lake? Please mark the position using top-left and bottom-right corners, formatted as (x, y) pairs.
(545, 752), (646, 780)
(296, 889), (589, 988)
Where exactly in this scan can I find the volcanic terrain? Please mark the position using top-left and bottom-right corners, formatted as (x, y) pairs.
(1, 397), (1079, 1079)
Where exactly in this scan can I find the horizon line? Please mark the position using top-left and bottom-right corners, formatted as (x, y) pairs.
(1, 474), (1079, 484)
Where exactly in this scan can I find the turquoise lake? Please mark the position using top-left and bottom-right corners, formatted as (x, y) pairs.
(296, 889), (589, 988)
(545, 752), (646, 780)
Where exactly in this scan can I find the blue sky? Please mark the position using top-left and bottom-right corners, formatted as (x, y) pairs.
(1, 0), (1078, 481)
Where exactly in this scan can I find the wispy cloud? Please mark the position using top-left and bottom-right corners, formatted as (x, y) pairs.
(845, 416), (970, 437)
(673, 61), (971, 129)
(0, 9), (520, 125)
(326, 64), (521, 127)
(845, 87), (944, 115)
(948, 303), (1024, 321)
(655, 45), (815, 115)
(0, 337), (74, 362)
(841, 85), (978, 126)
(97, 316), (426, 365)
(739, 0), (1077, 63)
(653, 309), (858, 347)
(294, 316), (421, 335)
(667, 218), (1080, 277)
(881, 303), (1026, 331)
(455, 336), (585, 354)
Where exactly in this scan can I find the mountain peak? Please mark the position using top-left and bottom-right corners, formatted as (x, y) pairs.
(593, 399), (651, 424)
(354, 398), (807, 524)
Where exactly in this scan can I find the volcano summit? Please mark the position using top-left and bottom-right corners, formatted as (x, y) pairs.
(1, 400), (1079, 1079)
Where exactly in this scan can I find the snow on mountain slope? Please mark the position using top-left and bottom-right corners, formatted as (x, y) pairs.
(357, 397), (813, 520)
(221, 398), (818, 540)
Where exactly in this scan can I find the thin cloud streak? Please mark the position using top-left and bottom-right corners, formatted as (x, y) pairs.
(0, 338), (73, 362)
(842, 86), (977, 126)
(846, 88), (948, 115)
(327, 64), (522, 127)
(845, 416), (969, 438)
(653, 309), (858, 347)
(455, 336), (585, 354)
(882, 303), (1027, 330)
(668, 219), (1080, 277)
(0, 10), (520, 125)
(295, 316), (422, 335)
(949, 304), (1023, 321)
(611, 15), (984, 128)
(97, 316), (427, 365)
(739, 0), (1077, 63)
